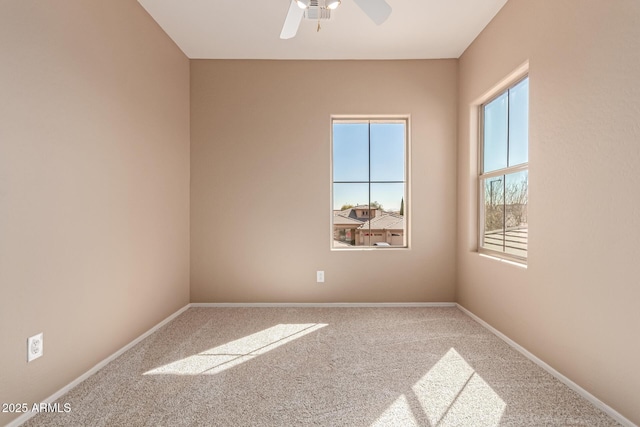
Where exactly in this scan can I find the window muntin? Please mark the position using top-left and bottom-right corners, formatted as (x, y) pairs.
(332, 118), (408, 249)
(480, 77), (529, 261)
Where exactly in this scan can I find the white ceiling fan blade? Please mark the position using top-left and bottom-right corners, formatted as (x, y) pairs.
(352, 0), (392, 25)
(280, 0), (305, 39)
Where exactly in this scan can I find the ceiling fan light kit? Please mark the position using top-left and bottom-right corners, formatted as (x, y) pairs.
(326, 0), (341, 10)
(280, 0), (391, 39)
(296, 0), (340, 10)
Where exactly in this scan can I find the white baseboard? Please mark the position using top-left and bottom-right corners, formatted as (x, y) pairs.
(189, 302), (457, 308)
(7, 304), (190, 427)
(456, 304), (637, 427)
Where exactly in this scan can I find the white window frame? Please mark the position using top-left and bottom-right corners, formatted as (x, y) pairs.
(330, 115), (410, 250)
(478, 75), (529, 263)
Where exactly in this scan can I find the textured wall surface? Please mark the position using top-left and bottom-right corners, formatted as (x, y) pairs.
(190, 60), (458, 303)
(456, 1), (640, 424)
(3, 0), (638, 425)
(0, 1), (190, 424)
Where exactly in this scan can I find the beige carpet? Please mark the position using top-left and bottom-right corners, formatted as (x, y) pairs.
(24, 307), (619, 426)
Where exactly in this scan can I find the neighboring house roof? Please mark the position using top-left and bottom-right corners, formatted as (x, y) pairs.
(333, 212), (365, 226)
(334, 208), (404, 230)
(336, 207), (364, 221)
(357, 212), (404, 230)
(334, 208), (357, 220)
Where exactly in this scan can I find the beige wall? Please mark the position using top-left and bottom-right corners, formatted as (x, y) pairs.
(3, 0), (637, 424)
(0, 1), (190, 425)
(457, 0), (640, 424)
(191, 60), (457, 303)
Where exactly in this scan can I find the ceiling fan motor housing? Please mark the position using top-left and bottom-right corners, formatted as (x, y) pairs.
(304, 0), (333, 20)
(281, 0), (390, 39)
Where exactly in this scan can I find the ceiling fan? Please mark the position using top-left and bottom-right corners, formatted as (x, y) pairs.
(280, 0), (392, 39)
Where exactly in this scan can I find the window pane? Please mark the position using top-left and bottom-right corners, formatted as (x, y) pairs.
(369, 183), (405, 213)
(333, 183), (368, 211)
(333, 123), (369, 182)
(481, 171), (528, 258)
(504, 170), (528, 258)
(369, 183), (406, 247)
(508, 78), (529, 167)
(482, 176), (505, 252)
(483, 93), (508, 173)
(370, 123), (405, 182)
(333, 183), (368, 248)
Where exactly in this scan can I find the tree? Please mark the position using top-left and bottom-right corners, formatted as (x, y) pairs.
(484, 178), (504, 232)
(399, 197), (404, 216)
(484, 176), (528, 232)
(370, 201), (383, 209)
(340, 204), (354, 210)
(505, 178), (528, 227)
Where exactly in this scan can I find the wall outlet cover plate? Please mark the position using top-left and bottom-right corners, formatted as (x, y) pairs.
(28, 333), (43, 362)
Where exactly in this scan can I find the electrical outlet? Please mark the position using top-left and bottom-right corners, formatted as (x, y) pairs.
(316, 271), (325, 283)
(27, 333), (43, 362)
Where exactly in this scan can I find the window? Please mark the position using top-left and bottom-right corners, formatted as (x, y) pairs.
(331, 118), (408, 249)
(479, 76), (528, 261)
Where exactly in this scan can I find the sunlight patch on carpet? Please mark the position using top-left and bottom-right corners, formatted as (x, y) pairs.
(144, 323), (327, 376)
(413, 348), (505, 426)
(371, 395), (419, 427)
(372, 348), (505, 426)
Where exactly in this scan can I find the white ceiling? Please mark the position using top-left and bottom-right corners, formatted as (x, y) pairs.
(137, 0), (508, 60)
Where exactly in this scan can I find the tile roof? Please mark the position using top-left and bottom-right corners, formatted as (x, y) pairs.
(333, 212), (365, 226)
(357, 212), (404, 230)
(334, 208), (404, 230)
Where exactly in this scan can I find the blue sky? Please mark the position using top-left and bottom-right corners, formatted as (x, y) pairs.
(483, 77), (529, 173)
(333, 122), (405, 211)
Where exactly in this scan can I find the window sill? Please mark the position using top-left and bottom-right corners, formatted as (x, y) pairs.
(331, 246), (409, 251)
(477, 251), (527, 268)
